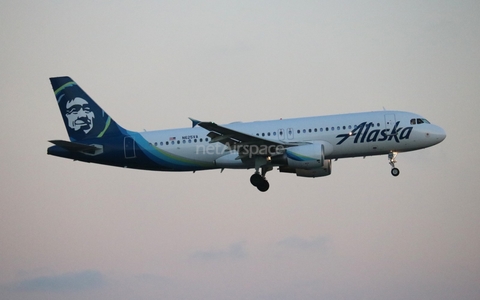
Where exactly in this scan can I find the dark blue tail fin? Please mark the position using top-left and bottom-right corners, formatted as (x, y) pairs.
(50, 77), (126, 141)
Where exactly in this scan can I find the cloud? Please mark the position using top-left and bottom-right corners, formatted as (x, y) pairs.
(14, 270), (105, 292)
(190, 242), (247, 261)
(277, 235), (329, 251)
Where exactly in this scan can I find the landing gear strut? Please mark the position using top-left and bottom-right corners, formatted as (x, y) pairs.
(388, 151), (400, 177)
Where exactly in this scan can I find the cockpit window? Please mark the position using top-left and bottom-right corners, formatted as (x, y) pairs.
(416, 118), (430, 124)
(412, 118), (431, 125)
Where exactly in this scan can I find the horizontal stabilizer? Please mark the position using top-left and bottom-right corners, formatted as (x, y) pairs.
(49, 140), (100, 154)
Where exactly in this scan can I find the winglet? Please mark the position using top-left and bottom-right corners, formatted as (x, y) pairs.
(189, 118), (201, 128)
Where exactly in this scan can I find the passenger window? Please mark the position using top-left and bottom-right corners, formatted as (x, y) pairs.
(314, 128), (317, 132)
(303, 129), (306, 133)
(273, 132), (277, 136)
(267, 132), (271, 136)
(331, 127), (334, 131)
(166, 141), (169, 145)
(320, 128), (323, 132)
(160, 142), (163, 146)
(297, 130), (300, 134)
(308, 129), (312, 133)
(325, 127), (329, 131)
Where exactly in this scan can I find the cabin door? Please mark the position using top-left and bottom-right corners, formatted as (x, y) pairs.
(124, 136), (136, 159)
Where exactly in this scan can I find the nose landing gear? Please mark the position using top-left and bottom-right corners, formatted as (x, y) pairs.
(388, 151), (400, 176)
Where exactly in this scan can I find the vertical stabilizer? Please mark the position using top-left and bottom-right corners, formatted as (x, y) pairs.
(50, 77), (126, 141)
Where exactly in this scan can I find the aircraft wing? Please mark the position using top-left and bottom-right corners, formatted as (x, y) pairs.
(190, 118), (299, 158)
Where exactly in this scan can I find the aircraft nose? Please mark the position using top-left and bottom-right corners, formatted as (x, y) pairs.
(429, 125), (446, 143)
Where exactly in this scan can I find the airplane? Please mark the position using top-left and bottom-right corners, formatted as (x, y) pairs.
(47, 76), (446, 192)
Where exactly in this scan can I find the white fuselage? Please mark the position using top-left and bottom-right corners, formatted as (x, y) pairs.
(136, 110), (446, 169)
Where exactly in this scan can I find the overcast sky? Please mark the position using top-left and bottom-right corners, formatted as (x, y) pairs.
(1, 1), (479, 299)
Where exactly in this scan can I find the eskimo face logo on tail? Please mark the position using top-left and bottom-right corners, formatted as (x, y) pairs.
(336, 121), (412, 145)
(55, 84), (111, 141)
(65, 97), (95, 134)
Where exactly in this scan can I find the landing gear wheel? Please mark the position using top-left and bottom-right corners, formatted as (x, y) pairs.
(388, 151), (400, 177)
(257, 180), (270, 192)
(250, 173), (263, 186)
(251, 160), (272, 191)
(391, 168), (400, 177)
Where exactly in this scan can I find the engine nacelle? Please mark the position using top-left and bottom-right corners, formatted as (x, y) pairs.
(295, 159), (332, 177)
(279, 159), (332, 178)
(285, 141), (332, 169)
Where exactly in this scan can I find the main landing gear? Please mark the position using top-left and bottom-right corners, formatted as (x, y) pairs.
(250, 157), (272, 192)
(250, 173), (269, 192)
(388, 151), (400, 177)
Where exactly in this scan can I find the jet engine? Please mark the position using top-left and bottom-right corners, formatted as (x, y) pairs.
(273, 141), (332, 177)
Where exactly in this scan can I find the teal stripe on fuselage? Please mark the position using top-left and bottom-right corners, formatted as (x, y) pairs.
(128, 131), (215, 170)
